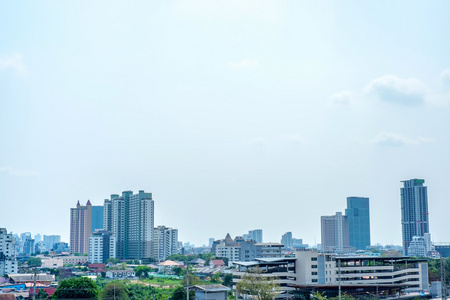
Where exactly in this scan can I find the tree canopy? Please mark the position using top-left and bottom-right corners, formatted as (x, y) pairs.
(52, 277), (98, 299)
(236, 268), (279, 300)
(99, 282), (129, 300)
(27, 257), (42, 267)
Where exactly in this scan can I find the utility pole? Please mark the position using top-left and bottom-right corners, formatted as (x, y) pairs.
(32, 267), (38, 300)
(186, 261), (190, 300)
(338, 258), (341, 300)
(441, 258), (446, 300)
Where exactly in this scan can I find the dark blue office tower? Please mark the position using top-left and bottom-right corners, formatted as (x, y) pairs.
(345, 197), (370, 250)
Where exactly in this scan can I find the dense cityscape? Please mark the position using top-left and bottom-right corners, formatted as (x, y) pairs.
(1, 178), (449, 299)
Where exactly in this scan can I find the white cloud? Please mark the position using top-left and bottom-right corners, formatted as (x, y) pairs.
(249, 137), (268, 147)
(0, 166), (41, 177)
(364, 75), (429, 105)
(227, 58), (260, 70)
(279, 133), (304, 144)
(370, 132), (433, 147)
(327, 90), (356, 107)
(440, 68), (450, 88)
(0, 53), (26, 74)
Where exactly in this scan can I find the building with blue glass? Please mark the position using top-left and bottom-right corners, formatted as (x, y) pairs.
(401, 179), (429, 255)
(91, 206), (104, 232)
(345, 197), (370, 250)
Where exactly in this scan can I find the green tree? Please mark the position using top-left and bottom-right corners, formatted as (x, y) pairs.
(27, 257), (42, 267)
(99, 282), (130, 300)
(172, 266), (183, 276)
(223, 273), (233, 287)
(135, 266), (152, 278)
(172, 285), (195, 300)
(236, 268), (279, 300)
(37, 289), (50, 299)
(211, 272), (222, 283)
(74, 252), (81, 256)
(106, 257), (121, 264)
(52, 277), (98, 299)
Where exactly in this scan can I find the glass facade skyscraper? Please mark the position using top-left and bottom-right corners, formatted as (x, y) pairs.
(91, 206), (104, 232)
(345, 197), (370, 250)
(401, 179), (429, 255)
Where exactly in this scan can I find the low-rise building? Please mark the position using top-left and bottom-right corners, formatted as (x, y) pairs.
(105, 269), (136, 279)
(41, 257), (64, 269)
(62, 255), (89, 265)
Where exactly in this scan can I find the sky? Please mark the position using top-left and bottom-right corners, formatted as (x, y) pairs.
(1, 1), (450, 247)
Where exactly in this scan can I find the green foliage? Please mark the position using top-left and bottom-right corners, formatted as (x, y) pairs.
(171, 285), (195, 300)
(172, 266), (183, 276)
(211, 272), (222, 283)
(236, 267), (279, 300)
(312, 291), (327, 300)
(74, 252), (81, 256)
(223, 273), (233, 287)
(106, 257), (121, 264)
(52, 277), (98, 299)
(27, 257), (42, 267)
(181, 274), (202, 286)
(99, 282), (130, 300)
(135, 266), (152, 278)
(37, 289), (50, 299)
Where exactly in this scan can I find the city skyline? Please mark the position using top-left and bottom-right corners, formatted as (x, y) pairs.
(1, 1), (450, 247)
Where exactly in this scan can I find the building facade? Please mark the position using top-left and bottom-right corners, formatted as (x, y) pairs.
(345, 197), (371, 250)
(321, 212), (350, 253)
(70, 200), (92, 254)
(281, 232), (293, 249)
(248, 229), (263, 243)
(43, 235), (61, 251)
(153, 226), (179, 261)
(0, 228), (18, 276)
(91, 205), (104, 232)
(401, 179), (429, 255)
(106, 190), (154, 260)
(88, 230), (116, 263)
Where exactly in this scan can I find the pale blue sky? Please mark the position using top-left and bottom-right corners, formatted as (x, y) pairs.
(1, 1), (450, 247)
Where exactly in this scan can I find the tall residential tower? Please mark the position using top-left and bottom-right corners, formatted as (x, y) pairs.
(401, 179), (429, 255)
(345, 197), (371, 250)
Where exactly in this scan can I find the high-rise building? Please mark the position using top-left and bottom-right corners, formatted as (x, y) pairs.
(88, 230), (116, 263)
(70, 200), (92, 254)
(0, 228), (18, 276)
(153, 226), (179, 261)
(34, 234), (42, 243)
(401, 179), (430, 255)
(107, 190), (154, 260)
(43, 235), (61, 250)
(91, 206), (104, 233)
(281, 232), (293, 249)
(321, 212), (350, 253)
(345, 197), (371, 250)
(248, 229), (263, 243)
(22, 238), (35, 256)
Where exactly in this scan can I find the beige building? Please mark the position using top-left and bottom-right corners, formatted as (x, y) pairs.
(70, 200), (92, 255)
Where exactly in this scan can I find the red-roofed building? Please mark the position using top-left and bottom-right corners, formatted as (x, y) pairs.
(210, 259), (226, 268)
(88, 263), (106, 269)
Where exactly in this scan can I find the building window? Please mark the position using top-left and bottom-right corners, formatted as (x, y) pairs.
(311, 265), (317, 268)
(311, 272), (317, 275)
(311, 257), (318, 261)
(312, 279), (318, 283)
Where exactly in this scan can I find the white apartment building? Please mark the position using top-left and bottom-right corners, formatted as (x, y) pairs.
(0, 228), (18, 276)
(295, 250), (428, 292)
(88, 230), (116, 264)
(153, 226), (178, 261)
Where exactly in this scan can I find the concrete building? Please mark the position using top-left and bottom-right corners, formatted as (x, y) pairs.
(35, 241), (46, 254)
(248, 229), (263, 243)
(53, 242), (70, 253)
(401, 179), (430, 255)
(407, 235), (432, 257)
(256, 243), (283, 258)
(41, 257), (64, 269)
(281, 232), (293, 249)
(0, 228), (18, 276)
(295, 250), (429, 293)
(107, 190), (154, 260)
(70, 200), (92, 254)
(215, 234), (241, 263)
(232, 257), (297, 297)
(22, 238), (34, 256)
(345, 197), (370, 250)
(62, 255), (89, 265)
(153, 226), (179, 261)
(88, 230), (116, 263)
(193, 285), (230, 300)
(321, 212), (350, 253)
(43, 235), (61, 251)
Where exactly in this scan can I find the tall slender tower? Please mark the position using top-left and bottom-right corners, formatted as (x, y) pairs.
(321, 212), (350, 253)
(401, 179), (429, 255)
(70, 200), (92, 254)
(345, 197), (371, 250)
